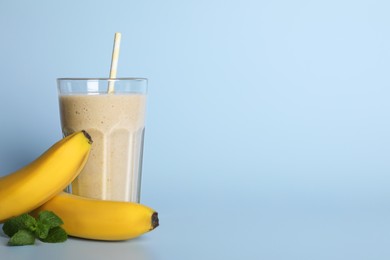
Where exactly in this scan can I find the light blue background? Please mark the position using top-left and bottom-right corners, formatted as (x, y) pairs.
(1, 0), (390, 259)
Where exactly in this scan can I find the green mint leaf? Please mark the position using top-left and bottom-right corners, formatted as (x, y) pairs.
(38, 211), (64, 229)
(35, 221), (51, 239)
(2, 219), (20, 238)
(2, 211), (67, 246)
(8, 229), (35, 246)
(39, 227), (68, 243)
(2, 214), (37, 237)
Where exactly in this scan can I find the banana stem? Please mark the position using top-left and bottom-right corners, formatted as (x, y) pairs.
(81, 130), (93, 144)
(151, 212), (159, 230)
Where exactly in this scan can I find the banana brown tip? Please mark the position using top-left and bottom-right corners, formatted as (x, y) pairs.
(82, 130), (93, 144)
(151, 212), (159, 230)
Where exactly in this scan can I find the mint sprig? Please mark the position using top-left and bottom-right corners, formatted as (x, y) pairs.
(2, 211), (67, 246)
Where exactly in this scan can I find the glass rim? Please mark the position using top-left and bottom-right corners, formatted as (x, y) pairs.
(57, 77), (147, 81)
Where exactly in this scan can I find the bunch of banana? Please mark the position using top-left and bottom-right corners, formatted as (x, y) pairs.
(0, 131), (159, 241)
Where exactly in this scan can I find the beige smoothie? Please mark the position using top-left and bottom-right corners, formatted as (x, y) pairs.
(59, 94), (146, 202)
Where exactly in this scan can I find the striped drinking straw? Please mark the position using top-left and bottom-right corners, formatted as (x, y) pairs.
(107, 32), (121, 93)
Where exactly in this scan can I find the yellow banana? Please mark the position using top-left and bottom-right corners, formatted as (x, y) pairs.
(0, 131), (92, 223)
(34, 192), (159, 241)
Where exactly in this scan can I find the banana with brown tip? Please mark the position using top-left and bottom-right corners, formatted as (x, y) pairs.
(0, 131), (92, 222)
(34, 192), (159, 241)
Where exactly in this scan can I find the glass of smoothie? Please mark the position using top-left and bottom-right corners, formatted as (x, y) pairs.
(57, 78), (147, 203)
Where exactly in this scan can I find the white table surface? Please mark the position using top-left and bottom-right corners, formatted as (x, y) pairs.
(1, 186), (389, 260)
